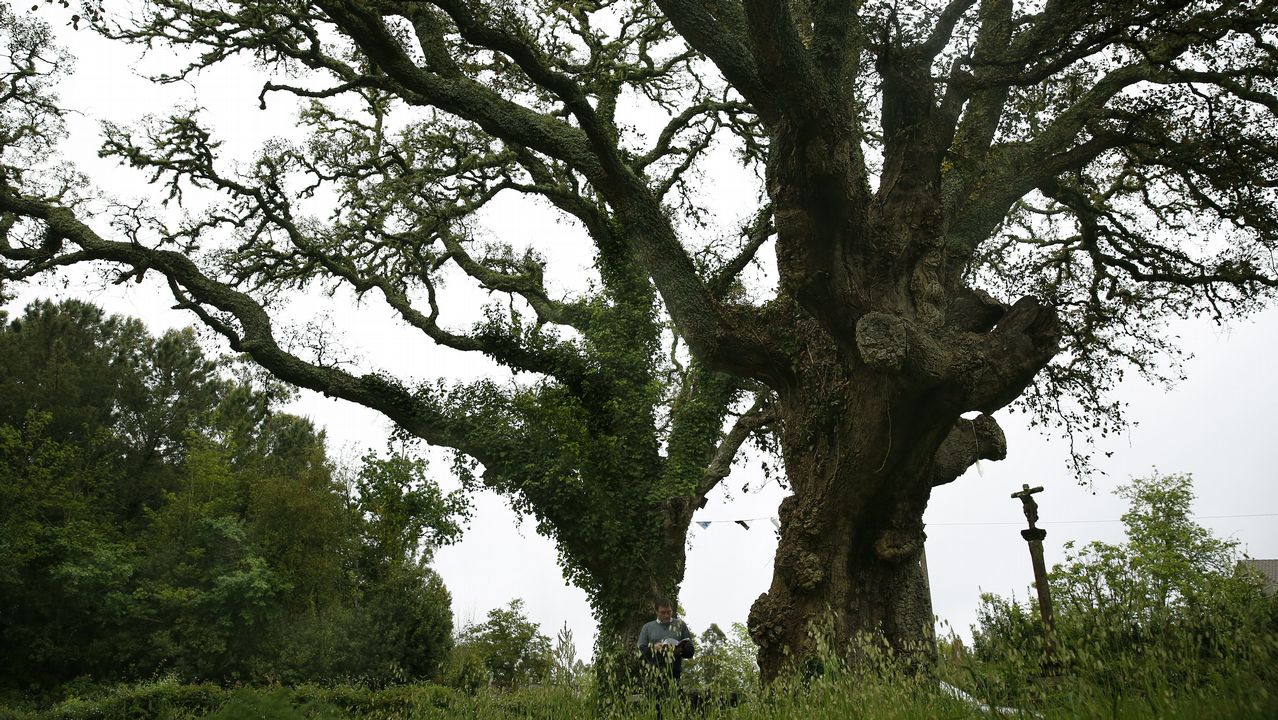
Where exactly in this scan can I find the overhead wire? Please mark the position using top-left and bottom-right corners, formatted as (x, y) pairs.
(691, 513), (1278, 528)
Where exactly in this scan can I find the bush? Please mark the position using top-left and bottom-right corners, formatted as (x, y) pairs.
(442, 643), (489, 695)
(33, 677), (227, 720)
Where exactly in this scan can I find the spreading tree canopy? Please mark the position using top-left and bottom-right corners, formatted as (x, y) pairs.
(2, 0), (1276, 678)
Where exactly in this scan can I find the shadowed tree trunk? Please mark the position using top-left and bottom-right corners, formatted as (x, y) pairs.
(709, 36), (1065, 673)
(734, 289), (1056, 679)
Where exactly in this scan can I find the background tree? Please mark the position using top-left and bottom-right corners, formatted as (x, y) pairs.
(1, 0), (775, 668)
(680, 622), (759, 695)
(548, 622), (588, 690)
(0, 412), (134, 687)
(456, 598), (555, 691)
(3, 0), (1278, 680)
(0, 300), (464, 688)
(338, 451), (464, 683)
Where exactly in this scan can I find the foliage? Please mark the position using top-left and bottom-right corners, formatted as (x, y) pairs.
(548, 622), (588, 690)
(4, 659), (1277, 720)
(971, 472), (1278, 704)
(456, 599), (555, 692)
(342, 563), (457, 684)
(202, 688), (344, 720)
(680, 623), (759, 695)
(347, 452), (468, 570)
(441, 642), (490, 696)
(0, 300), (463, 690)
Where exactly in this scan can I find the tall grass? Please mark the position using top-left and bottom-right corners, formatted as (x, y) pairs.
(4, 610), (1275, 720)
(4, 652), (1274, 720)
(0, 675), (976, 720)
(960, 575), (1278, 719)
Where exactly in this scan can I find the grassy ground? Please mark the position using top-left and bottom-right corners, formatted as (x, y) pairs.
(1, 668), (1273, 720)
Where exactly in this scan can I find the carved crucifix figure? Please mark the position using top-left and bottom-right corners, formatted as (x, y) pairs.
(1012, 484), (1044, 530)
(1010, 483), (1061, 677)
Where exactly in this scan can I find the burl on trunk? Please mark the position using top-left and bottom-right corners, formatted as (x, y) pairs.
(745, 297), (1059, 680)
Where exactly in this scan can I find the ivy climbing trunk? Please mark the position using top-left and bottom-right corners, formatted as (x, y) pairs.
(589, 504), (695, 691)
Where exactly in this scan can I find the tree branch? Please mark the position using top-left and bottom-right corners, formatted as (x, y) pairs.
(694, 390), (774, 505)
(421, 0), (630, 179)
(919, 0), (979, 62)
(316, 0), (609, 180)
(958, 296), (1063, 413)
(650, 0), (779, 123)
(708, 205), (773, 297)
(930, 413), (1006, 487)
(740, 0), (830, 128)
(0, 187), (497, 462)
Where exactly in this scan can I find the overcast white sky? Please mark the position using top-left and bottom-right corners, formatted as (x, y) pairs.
(7, 2), (1276, 662)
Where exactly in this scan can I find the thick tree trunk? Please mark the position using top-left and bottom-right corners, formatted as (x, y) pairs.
(590, 503), (693, 692)
(593, 569), (684, 665)
(594, 596), (660, 690)
(739, 132), (1060, 677)
(747, 333), (956, 681)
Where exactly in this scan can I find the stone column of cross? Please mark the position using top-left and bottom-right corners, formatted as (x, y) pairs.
(1011, 483), (1061, 677)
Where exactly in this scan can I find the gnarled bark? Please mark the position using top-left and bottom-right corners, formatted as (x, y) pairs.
(744, 283), (1059, 680)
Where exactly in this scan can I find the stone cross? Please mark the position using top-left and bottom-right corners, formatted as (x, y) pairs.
(1011, 483), (1044, 530)
(1010, 483), (1061, 676)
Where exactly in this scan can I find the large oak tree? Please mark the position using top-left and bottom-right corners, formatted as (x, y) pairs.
(3, 0), (1277, 679)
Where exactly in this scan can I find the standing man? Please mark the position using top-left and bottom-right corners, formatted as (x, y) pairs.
(637, 597), (695, 681)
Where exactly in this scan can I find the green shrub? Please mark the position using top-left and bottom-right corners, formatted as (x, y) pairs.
(204, 689), (343, 720)
(441, 643), (488, 695)
(29, 677), (226, 720)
